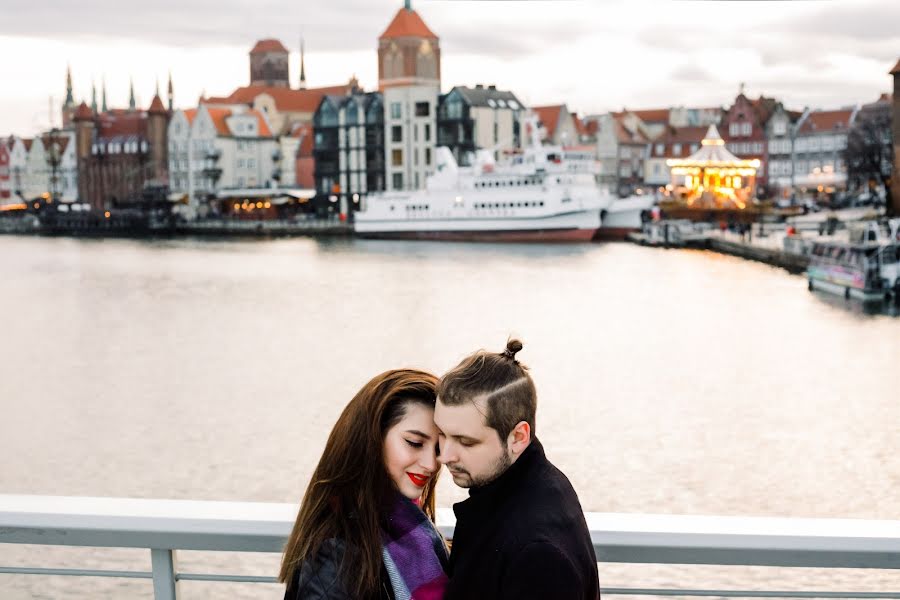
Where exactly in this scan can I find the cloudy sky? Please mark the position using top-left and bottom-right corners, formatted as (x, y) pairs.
(2, 0), (898, 136)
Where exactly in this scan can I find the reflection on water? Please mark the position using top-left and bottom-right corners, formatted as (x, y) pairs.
(1, 235), (898, 599)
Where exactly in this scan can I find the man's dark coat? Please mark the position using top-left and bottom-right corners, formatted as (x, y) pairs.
(446, 438), (600, 600)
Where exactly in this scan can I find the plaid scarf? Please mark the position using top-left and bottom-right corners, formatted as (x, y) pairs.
(381, 494), (449, 600)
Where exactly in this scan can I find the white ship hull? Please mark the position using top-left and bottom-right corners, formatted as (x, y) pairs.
(598, 195), (656, 239)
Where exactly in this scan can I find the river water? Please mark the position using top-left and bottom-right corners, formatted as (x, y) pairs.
(1, 235), (898, 598)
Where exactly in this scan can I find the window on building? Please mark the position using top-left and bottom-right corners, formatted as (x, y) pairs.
(392, 149), (403, 166)
(392, 173), (403, 189)
(742, 122), (752, 136)
(424, 124), (431, 142)
(414, 124), (418, 142)
(391, 102), (402, 119)
(655, 143), (664, 156)
(415, 102), (429, 117)
(248, 158), (255, 168)
(773, 121), (787, 136)
(729, 122), (739, 137)
(414, 148), (419, 166)
(392, 126), (402, 143)
(238, 159), (245, 168)
(425, 147), (431, 165)
(494, 123), (499, 143)
(673, 143), (682, 155)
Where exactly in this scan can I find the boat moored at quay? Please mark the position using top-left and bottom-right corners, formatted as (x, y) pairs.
(807, 219), (900, 302)
(354, 116), (614, 242)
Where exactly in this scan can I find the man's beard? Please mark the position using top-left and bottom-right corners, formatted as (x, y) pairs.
(449, 449), (512, 489)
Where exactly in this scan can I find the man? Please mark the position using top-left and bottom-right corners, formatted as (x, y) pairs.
(434, 339), (600, 600)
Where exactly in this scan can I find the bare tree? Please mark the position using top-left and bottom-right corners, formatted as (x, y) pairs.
(844, 103), (894, 215)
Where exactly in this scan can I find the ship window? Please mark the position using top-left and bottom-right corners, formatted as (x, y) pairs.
(539, 201), (544, 207)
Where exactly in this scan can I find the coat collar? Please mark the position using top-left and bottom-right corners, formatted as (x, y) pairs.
(452, 437), (545, 519)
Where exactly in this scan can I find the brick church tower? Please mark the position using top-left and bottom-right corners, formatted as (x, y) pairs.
(377, 0), (440, 91)
(250, 39), (290, 88)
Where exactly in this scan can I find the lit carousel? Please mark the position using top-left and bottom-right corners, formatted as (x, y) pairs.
(665, 125), (760, 210)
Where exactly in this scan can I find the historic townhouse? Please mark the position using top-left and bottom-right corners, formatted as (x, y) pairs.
(764, 104), (806, 195)
(532, 104), (579, 146)
(791, 107), (858, 194)
(168, 104), (277, 207)
(721, 91), (775, 191)
(313, 92), (385, 213)
(437, 85), (524, 166)
(644, 126), (707, 187)
(6, 137), (28, 199)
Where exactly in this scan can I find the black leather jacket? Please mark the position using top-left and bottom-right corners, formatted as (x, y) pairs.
(284, 539), (396, 600)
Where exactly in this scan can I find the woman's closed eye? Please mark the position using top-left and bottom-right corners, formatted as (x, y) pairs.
(405, 439), (424, 448)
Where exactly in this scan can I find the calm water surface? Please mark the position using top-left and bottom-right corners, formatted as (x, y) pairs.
(1, 235), (898, 598)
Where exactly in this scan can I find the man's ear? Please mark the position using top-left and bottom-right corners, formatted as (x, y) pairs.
(507, 421), (531, 457)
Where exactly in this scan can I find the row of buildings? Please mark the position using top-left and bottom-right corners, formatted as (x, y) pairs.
(2, 0), (898, 218)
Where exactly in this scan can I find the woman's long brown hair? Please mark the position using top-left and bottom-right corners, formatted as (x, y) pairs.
(279, 369), (440, 596)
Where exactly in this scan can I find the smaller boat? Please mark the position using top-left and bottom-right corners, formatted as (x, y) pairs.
(807, 219), (900, 302)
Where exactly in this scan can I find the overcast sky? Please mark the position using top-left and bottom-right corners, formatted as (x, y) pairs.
(2, 0), (898, 136)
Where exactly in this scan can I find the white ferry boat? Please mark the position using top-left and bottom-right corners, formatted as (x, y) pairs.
(354, 117), (613, 242)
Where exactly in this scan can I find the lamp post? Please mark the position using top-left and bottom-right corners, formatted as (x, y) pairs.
(46, 128), (62, 204)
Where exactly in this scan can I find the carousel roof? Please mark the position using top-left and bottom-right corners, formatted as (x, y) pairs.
(667, 125), (760, 168)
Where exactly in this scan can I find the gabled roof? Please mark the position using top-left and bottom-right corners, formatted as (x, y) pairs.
(798, 109), (854, 135)
(612, 114), (649, 145)
(74, 101), (93, 121)
(251, 39), (288, 54)
(40, 135), (70, 154)
(291, 122), (314, 157)
(890, 59), (900, 75)
(630, 108), (670, 124)
(212, 83), (356, 113)
(452, 85), (522, 109)
(380, 7), (438, 39)
(201, 107), (273, 138)
(22, 138), (33, 151)
(750, 96), (778, 124)
(532, 105), (564, 139)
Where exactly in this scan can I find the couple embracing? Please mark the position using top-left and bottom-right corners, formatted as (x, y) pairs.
(279, 339), (600, 600)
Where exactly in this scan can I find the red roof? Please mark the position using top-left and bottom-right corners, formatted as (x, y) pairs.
(532, 105), (563, 139)
(251, 39), (288, 54)
(23, 139), (33, 151)
(97, 111), (148, 139)
(650, 126), (707, 157)
(291, 122), (314, 157)
(41, 135), (70, 154)
(199, 107), (273, 137)
(148, 95), (166, 115)
(890, 59), (900, 75)
(380, 8), (437, 39)
(74, 101), (93, 121)
(631, 108), (670, 124)
(214, 83), (354, 113)
(613, 117), (649, 145)
(798, 109), (854, 135)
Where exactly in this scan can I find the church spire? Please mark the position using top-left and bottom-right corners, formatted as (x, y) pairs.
(167, 70), (174, 112)
(64, 64), (75, 107)
(128, 77), (136, 110)
(101, 76), (108, 112)
(90, 79), (97, 113)
(299, 37), (307, 90)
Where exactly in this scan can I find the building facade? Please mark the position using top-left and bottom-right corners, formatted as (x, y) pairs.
(313, 92), (385, 213)
(437, 84), (523, 166)
(74, 95), (169, 212)
(721, 92), (774, 191)
(791, 107), (857, 195)
(644, 126), (707, 188)
(168, 104), (278, 206)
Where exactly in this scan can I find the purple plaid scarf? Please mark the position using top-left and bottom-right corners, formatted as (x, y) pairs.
(381, 494), (449, 600)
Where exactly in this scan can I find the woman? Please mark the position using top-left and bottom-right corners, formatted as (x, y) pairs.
(280, 369), (448, 600)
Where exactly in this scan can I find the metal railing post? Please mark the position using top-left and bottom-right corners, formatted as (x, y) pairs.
(150, 549), (179, 600)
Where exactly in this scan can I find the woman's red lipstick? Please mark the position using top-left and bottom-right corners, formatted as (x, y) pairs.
(406, 472), (429, 487)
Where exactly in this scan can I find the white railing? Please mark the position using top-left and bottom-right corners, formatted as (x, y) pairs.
(1, 495), (899, 599)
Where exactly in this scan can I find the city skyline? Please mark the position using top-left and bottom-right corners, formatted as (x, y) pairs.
(1, 0), (898, 136)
